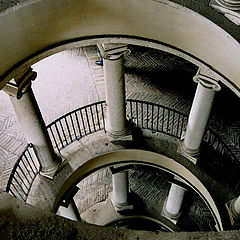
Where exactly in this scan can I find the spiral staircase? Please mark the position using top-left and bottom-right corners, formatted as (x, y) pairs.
(0, 1), (240, 239)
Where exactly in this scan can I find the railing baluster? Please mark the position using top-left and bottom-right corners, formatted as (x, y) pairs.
(70, 114), (77, 140)
(26, 148), (39, 173)
(101, 102), (106, 131)
(14, 172), (28, 193)
(171, 111), (175, 135)
(11, 182), (25, 201)
(85, 107), (92, 133)
(12, 175), (27, 198)
(54, 122), (64, 149)
(75, 111), (82, 139)
(59, 119), (68, 145)
(65, 116), (73, 143)
(49, 125), (60, 153)
(135, 102), (138, 126)
(151, 104), (154, 130)
(90, 105), (96, 132)
(176, 113), (181, 138)
(80, 109), (87, 135)
(22, 155), (35, 179)
(130, 100), (133, 122)
(9, 188), (17, 199)
(179, 115), (185, 138)
(17, 162), (32, 185)
(95, 104), (101, 131)
(141, 101), (144, 128)
(156, 106), (160, 132)
(167, 109), (170, 134)
(146, 103), (149, 129)
(162, 108), (165, 132)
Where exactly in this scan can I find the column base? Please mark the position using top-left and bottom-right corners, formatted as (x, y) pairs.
(177, 141), (200, 165)
(107, 128), (129, 139)
(110, 194), (133, 213)
(39, 159), (61, 179)
(161, 200), (181, 224)
(226, 198), (240, 226)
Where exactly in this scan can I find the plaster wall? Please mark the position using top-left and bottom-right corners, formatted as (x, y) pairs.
(0, 0), (240, 96)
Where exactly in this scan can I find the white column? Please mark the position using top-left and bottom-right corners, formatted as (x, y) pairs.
(233, 196), (240, 215)
(98, 44), (129, 138)
(182, 73), (221, 159)
(217, 0), (240, 10)
(58, 200), (81, 221)
(112, 171), (129, 208)
(230, 196), (240, 220)
(165, 176), (186, 218)
(4, 70), (60, 178)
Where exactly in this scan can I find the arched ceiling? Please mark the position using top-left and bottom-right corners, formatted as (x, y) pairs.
(0, 0), (240, 96)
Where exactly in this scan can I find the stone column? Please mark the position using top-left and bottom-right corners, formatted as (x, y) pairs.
(164, 176), (187, 220)
(168, 71), (221, 220)
(98, 44), (130, 138)
(3, 69), (60, 178)
(181, 71), (221, 163)
(58, 200), (81, 221)
(215, 0), (240, 10)
(112, 171), (129, 209)
(230, 196), (240, 221)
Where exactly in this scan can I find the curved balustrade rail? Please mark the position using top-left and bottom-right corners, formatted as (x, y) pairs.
(46, 101), (106, 152)
(126, 99), (188, 139)
(6, 144), (39, 202)
(6, 99), (239, 201)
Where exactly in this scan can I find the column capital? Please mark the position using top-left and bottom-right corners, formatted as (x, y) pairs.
(193, 69), (221, 92)
(97, 43), (130, 60)
(210, 0), (240, 25)
(213, 0), (240, 10)
(2, 68), (37, 99)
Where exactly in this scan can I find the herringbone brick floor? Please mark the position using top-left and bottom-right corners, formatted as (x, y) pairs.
(0, 45), (239, 192)
(0, 50), (99, 189)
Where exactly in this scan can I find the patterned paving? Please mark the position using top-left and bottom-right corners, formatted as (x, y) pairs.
(0, 44), (239, 192)
(0, 49), (99, 189)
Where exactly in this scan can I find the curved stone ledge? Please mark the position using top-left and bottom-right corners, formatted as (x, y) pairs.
(25, 128), (233, 230)
(2, 190), (240, 240)
(0, 0), (240, 96)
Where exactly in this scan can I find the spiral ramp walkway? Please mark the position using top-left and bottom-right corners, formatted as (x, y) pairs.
(0, 1), (240, 239)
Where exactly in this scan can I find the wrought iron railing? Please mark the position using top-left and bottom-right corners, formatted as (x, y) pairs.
(6, 99), (239, 200)
(204, 128), (240, 193)
(126, 99), (188, 139)
(6, 144), (39, 202)
(46, 101), (106, 153)
(204, 128), (238, 166)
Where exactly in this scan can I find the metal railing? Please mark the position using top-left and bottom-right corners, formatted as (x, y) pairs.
(46, 101), (106, 153)
(204, 128), (238, 166)
(204, 128), (240, 192)
(6, 144), (40, 202)
(6, 99), (239, 200)
(126, 99), (188, 139)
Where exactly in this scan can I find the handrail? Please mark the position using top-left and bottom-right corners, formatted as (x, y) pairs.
(46, 101), (106, 152)
(126, 99), (188, 139)
(6, 144), (40, 202)
(6, 99), (239, 201)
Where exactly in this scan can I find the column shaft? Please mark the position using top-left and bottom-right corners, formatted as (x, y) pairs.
(183, 82), (215, 154)
(104, 56), (127, 137)
(234, 197), (240, 214)
(165, 177), (186, 218)
(10, 88), (60, 177)
(112, 171), (129, 207)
